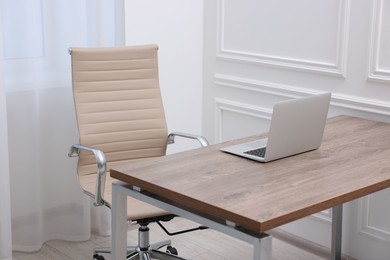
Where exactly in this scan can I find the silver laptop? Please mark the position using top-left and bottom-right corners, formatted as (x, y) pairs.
(220, 92), (331, 162)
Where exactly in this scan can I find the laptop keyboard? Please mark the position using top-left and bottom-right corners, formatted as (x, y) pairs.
(244, 147), (267, 158)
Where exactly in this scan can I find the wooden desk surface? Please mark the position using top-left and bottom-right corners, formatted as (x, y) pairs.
(110, 116), (390, 234)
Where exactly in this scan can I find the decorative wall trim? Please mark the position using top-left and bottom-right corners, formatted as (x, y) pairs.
(216, 0), (351, 77)
(358, 196), (390, 242)
(214, 98), (272, 143)
(368, 0), (390, 83)
(314, 210), (332, 223)
(214, 74), (390, 116)
(214, 74), (319, 99)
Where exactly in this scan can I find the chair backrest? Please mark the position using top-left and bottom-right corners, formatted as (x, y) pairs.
(70, 45), (168, 177)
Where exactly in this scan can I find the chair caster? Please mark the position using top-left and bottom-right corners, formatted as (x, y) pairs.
(93, 254), (105, 260)
(166, 245), (178, 255)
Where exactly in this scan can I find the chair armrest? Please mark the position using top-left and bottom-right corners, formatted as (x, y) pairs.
(167, 132), (209, 147)
(68, 144), (107, 206)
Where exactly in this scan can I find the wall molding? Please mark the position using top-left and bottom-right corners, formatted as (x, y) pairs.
(314, 210), (332, 223)
(214, 98), (272, 143)
(368, 0), (390, 83)
(216, 0), (351, 77)
(358, 195), (390, 243)
(214, 74), (390, 116)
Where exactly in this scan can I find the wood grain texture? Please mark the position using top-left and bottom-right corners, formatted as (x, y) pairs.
(111, 116), (390, 234)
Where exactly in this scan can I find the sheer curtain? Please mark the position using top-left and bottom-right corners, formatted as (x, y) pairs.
(0, 16), (12, 260)
(0, 0), (124, 254)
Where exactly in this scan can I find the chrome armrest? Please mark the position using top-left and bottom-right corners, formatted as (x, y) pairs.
(167, 132), (209, 147)
(68, 144), (107, 206)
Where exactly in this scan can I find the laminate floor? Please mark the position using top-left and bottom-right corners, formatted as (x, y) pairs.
(12, 218), (337, 260)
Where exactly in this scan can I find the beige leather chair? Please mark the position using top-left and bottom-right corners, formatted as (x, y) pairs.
(68, 44), (208, 260)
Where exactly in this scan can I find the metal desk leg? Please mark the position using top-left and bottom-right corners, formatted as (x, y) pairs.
(253, 233), (272, 260)
(331, 204), (343, 260)
(112, 182), (128, 260)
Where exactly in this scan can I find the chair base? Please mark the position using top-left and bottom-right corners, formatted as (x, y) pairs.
(127, 247), (186, 260)
(94, 242), (186, 260)
(93, 224), (186, 260)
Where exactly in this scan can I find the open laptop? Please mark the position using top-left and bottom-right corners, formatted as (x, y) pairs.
(220, 92), (331, 162)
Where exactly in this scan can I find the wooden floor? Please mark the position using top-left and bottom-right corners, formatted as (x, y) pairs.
(12, 218), (337, 260)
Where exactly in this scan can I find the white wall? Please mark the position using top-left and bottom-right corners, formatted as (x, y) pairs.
(124, 0), (204, 153)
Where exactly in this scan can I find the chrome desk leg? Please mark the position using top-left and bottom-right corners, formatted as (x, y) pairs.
(112, 182), (128, 260)
(253, 233), (272, 260)
(331, 204), (343, 260)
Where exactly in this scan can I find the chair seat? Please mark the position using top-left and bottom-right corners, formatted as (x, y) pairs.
(79, 174), (170, 221)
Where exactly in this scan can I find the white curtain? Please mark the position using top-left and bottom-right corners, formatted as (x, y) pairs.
(0, 0), (124, 254)
(0, 14), (12, 260)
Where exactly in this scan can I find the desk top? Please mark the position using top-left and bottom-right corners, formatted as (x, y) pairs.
(111, 116), (390, 234)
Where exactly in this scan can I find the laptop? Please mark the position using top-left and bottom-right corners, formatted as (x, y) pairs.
(220, 92), (331, 162)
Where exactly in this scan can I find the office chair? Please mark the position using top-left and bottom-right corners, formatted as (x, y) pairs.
(67, 44), (209, 260)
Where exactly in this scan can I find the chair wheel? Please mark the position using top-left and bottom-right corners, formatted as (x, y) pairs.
(166, 245), (178, 255)
(93, 254), (105, 260)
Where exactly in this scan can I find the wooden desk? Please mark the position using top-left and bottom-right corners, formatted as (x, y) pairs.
(110, 116), (390, 259)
